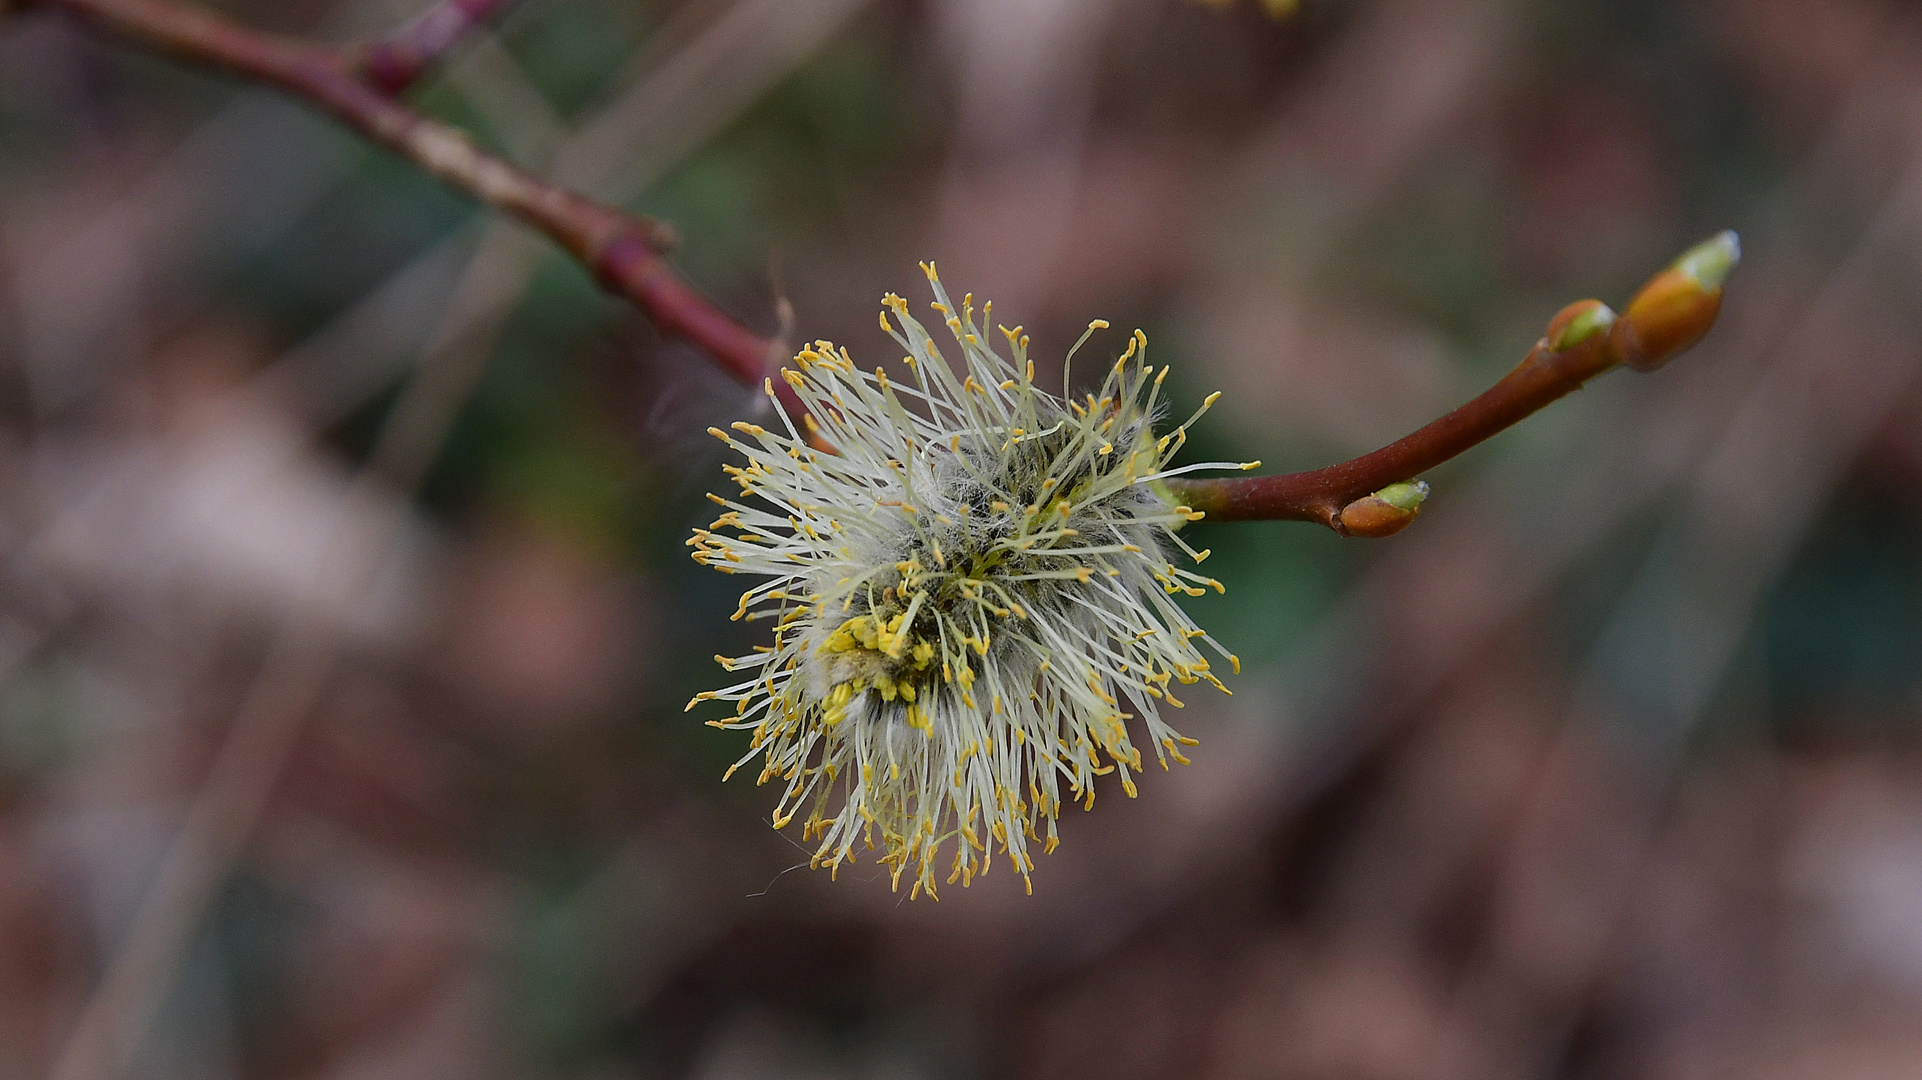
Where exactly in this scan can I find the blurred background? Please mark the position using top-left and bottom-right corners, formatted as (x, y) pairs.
(3, 0), (1922, 1076)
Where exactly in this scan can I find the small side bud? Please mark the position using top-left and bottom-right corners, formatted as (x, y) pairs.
(1339, 480), (1429, 538)
(1613, 230), (1741, 372)
(1545, 300), (1617, 352)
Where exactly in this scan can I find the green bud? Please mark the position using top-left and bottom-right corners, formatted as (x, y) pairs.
(1548, 301), (1618, 352)
(1375, 480), (1429, 510)
(1339, 481), (1429, 537)
(1672, 230), (1741, 292)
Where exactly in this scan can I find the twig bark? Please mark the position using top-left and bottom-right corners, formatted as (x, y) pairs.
(1168, 233), (1740, 534)
(1173, 331), (1617, 529)
(27, 0), (779, 386)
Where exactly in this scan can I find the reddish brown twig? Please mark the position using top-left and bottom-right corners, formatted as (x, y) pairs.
(1167, 232), (1741, 535)
(27, 0), (778, 387)
(351, 0), (519, 94)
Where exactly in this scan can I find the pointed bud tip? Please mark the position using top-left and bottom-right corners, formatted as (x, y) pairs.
(1673, 230), (1741, 292)
(1376, 480), (1429, 511)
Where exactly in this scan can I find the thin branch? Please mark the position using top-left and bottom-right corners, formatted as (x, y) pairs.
(1167, 232), (1742, 535)
(9, 0), (1736, 494)
(351, 0), (521, 93)
(29, 0), (778, 386)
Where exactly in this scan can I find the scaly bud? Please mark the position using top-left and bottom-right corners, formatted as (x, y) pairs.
(1545, 299), (1618, 353)
(1612, 231), (1741, 372)
(1339, 480), (1430, 538)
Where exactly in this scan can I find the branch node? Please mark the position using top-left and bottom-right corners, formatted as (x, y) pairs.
(348, 0), (522, 95)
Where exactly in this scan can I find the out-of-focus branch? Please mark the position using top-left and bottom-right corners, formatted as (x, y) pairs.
(351, 0), (520, 93)
(25, 0), (779, 387)
(1168, 232), (1742, 535)
(46, 210), (537, 1080)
